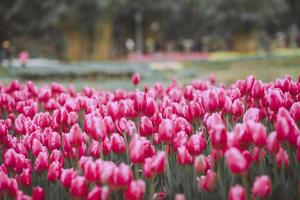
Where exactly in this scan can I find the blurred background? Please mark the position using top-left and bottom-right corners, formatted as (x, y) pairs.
(0, 0), (300, 89)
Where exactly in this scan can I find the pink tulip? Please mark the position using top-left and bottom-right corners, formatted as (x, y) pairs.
(132, 72), (141, 86)
(252, 175), (271, 198)
(60, 168), (77, 188)
(228, 184), (246, 200)
(187, 132), (206, 156)
(70, 176), (88, 197)
(111, 133), (126, 154)
(34, 152), (49, 173)
(158, 119), (174, 143)
(225, 147), (249, 174)
(124, 180), (145, 200)
(197, 169), (216, 192)
(32, 186), (45, 200)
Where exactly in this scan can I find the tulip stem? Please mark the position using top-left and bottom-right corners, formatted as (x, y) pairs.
(123, 132), (130, 164)
(148, 177), (154, 200)
(99, 141), (104, 160)
(134, 164), (140, 179)
(242, 175), (250, 200)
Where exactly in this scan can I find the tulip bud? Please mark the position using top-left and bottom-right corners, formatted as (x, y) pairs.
(111, 133), (126, 154)
(158, 119), (174, 143)
(125, 180), (145, 200)
(252, 175), (271, 198)
(48, 161), (61, 181)
(132, 73), (141, 86)
(177, 146), (194, 165)
(291, 102), (300, 121)
(187, 132), (206, 156)
(140, 116), (153, 136)
(225, 147), (249, 174)
(228, 184), (246, 200)
(87, 186), (110, 200)
(61, 168), (77, 188)
(34, 152), (49, 173)
(197, 169), (216, 192)
(70, 176), (88, 197)
(32, 186), (45, 200)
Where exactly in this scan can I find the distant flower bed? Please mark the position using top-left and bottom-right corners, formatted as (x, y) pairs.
(0, 73), (300, 200)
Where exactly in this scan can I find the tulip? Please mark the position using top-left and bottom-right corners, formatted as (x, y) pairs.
(140, 116), (153, 136)
(225, 147), (249, 174)
(158, 119), (174, 143)
(291, 102), (300, 121)
(48, 161), (62, 181)
(173, 131), (188, 150)
(132, 72), (141, 86)
(47, 131), (61, 150)
(100, 161), (116, 185)
(87, 186), (110, 200)
(111, 133), (126, 154)
(266, 88), (284, 111)
(276, 147), (289, 168)
(112, 163), (133, 188)
(231, 99), (244, 117)
(197, 169), (216, 192)
(245, 120), (267, 147)
(228, 184), (246, 200)
(177, 146), (194, 165)
(32, 186), (45, 200)
(125, 180), (146, 200)
(20, 168), (31, 186)
(194, 155), (208, 174)
(60, 168), (77, 188)
(69, 124), (83, 147)
(70, 176), (88, 197)
(143, 151), (165, 178)
(187, 132), (206, 156)
(252, 175), (271, 198)
(210, 124), (227, 150)
(34, 152), (49, 173)
(251, 80), (264, 98)
(267, 132), (279, 154)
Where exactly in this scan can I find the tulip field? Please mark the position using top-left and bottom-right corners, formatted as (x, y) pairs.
(1, 72), (300, 200)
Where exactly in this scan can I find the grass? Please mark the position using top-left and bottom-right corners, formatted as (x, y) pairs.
(0, 49), (299, 90)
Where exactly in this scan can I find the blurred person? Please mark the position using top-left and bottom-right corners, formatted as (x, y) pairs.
(2, 40), (12, 68)
(19, 50), (29, 68)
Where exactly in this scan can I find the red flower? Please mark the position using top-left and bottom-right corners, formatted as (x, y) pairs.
(113, 163), (133, 188)
(20, 168), (31, 186)
(32, 186), (45, 200)
(47, 161), (61, 181)
(60, 168), (77, 188)
(143, 151), (166, 178)
(228, 184), (246, 200)
(158, 119), (174, 143)
(187, 132), (206, 156)
(291, 102), (300, 121)
(87, 186), (110, 200)
(225, 147), (249, 174)
(132, 72), (141, 86)
(124, 180), (145, 200)
(111, 133), (126, 154)
(177, 146), (194, 165)
(140, 116), (153, 136)
(252, 175), (271, 198)
(70, 176), (88, 197)
(197, 169), (216, 192)
(210, 124), (227, 150)
(34, 152), (49, 173)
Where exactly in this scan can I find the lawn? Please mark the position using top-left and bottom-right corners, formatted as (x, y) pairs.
(0, 49), (299, 90)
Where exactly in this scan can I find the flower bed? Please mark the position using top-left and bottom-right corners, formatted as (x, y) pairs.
(0, 73), (300, 200)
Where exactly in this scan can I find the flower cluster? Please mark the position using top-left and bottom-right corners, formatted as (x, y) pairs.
(0, 74), (300, 199)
